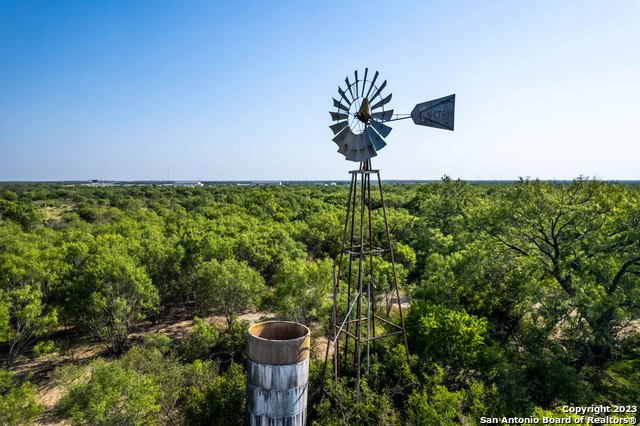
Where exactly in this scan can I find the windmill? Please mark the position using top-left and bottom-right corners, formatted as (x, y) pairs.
(323, 68), (455, 395)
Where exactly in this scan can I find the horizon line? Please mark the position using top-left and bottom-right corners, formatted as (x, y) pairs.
(3, 178), (640, 184)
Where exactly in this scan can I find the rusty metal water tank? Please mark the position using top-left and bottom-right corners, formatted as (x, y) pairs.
(246, 321), (310, 426)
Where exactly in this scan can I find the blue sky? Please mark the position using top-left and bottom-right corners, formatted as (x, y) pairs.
(1, 0), (639, 181)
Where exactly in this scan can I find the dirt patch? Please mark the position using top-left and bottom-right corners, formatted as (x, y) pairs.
(313, 335), (333, 360)
(35, 381), (68, 426)
(129, 310), (276, 342)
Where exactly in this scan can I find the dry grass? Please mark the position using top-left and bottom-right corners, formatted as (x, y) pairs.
(40, 205), (73, 221)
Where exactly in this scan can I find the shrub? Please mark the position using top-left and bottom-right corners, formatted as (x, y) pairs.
(219, 318), (249, 361)
(119, 346), (186, 425)
(184, 363), (246, 426)
(57, 360), (160, 425)
(181, 317), (219, 361)
(406, 302), (489, 385)
(406, 384), (462, 426)
(142, 332), (171, 354)
(32, 340), (56, 357)
(0, 371), (43, 426)
(313, 378), (401, 426)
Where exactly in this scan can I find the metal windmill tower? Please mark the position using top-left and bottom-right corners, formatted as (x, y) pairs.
(322, 68), (455, 394)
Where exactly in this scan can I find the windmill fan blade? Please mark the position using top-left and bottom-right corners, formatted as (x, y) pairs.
(353, 133), (365, 151)
(371, 93), (392, 110)
(330, 111), (348, 121)
(345, 77), (354, 100)
(345, 148), (357, 162)
(338, 86), (351, 104)
(338, 142), (349, 155)
(372, 109), (393, 121)
(366, 126), (387, 151)
(342, 129), (357, 150)
(370, 80), (387, 102)
(362, 130), (377, 154)
(345, 133), (358, 160)
(330, 121), (348, 135)
(370, 119), (392, 138)
(333, 98), (350, 112)
(355, 144), (377, 162)
(362, 68), (368, 96)
(365, 71), (379, 100)
(354, 70), (359, 98)
(332, 127), (351, 145)
(335, 128), (370, 162)
(334, 127), (362, 151)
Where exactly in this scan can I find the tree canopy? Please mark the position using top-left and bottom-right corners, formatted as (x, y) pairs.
(0, 180), (638, 425)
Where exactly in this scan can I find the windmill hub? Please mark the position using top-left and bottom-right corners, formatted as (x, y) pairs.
(355, 98), (372, 123)
(329, 69), (393, 162)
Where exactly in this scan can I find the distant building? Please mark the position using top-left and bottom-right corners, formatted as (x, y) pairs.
(236, 181), (282, 186)
(250, 181), (282, 186)
(85, 180), (115, 187)
(173, 181), (204, 187)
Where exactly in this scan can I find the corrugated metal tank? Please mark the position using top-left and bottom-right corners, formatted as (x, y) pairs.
(246, 321), (310, 426)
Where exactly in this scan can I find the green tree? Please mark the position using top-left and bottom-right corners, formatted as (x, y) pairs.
(406, 384), (463, 426)
(394, 242), (417, 274)
(483, 178), (640, 363)
(103, 210), (183, 311)
(272, 258), (333, 325)
(192, 258), (265, 325)
(233, 222), (306, 277)
(406, 302), (489, 386)
(0, 224), (61, 368)
(74, 234), (159, 354)
(293, 200), (342, 258)
(218, 318), (250, 362)
(313, 378), (401, 426)
(57, 360), (160, 426)
(0, 371), (43, 426)
(0, 199), (43, 230)
(0, 286), (57, 368)
(181, 317), (220, 361)
(184, 363), (246, 426)
(119, 345), (189, 425)
(416, 238), (534, 341)
(410, 176), (477, 239)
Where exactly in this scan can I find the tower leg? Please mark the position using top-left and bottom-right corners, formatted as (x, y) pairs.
(376, 171), (411, 363)
(343, 171), (358, 372)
